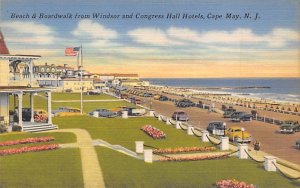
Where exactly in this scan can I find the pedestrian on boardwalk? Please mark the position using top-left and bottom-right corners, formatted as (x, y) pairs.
(253, 140), (261, 155)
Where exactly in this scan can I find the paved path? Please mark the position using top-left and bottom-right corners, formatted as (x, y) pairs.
(50, 129), (106, 188)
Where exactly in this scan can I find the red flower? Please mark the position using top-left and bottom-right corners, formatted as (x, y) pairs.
(141, 125), (166, 139)
(216, 179), (256, 188)
(0, 144), (59, 156)
(154, 146), (216, 154)
(0, 137), (55, 147)
(158, 153), (230, 162)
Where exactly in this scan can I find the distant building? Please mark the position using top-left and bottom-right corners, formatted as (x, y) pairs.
(59, 78), (94, 92)
(114, 73), (139, 80)
(99, 73), (115, 81)
(93, 79), (107, 90)
(32, 63), (62, 87)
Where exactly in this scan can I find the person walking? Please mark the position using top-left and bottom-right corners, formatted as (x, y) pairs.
(253, 140), (261, 155)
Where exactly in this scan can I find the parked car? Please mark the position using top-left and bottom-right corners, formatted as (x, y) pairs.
(175, 99), (195, 108)
(226, 126), (252, 143)
(52, 107), (82, 117)
(207, 121), (227, 136)
(65, 89), (73, 93)
(230, 112), (253, 122)
(89, 109), (119, 118)
(121, 107), (146, 116)
(223, 108), (236, 118)
(251, 110), (258, 117)
(171, 110), (189, 121)
(279, 120), (300, 134)
(143, 93), (153, 97)
(84, 91), (101, 95)
(159, 95), (169, 101)
(296, 140), (300, 149)
(153, 94), (161, 100)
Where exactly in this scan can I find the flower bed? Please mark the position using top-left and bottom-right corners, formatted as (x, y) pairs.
(0, 137), (55, 147)
(215, 179), (256, 188)
(154, 146), (216, 154)
(141, 125), (166, 139)
(0, 144), (59, 156)
(158, 153), (229, 162)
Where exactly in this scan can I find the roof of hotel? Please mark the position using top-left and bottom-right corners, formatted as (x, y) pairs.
(0, 86), (51, 93)
(0, 31), (9, 55)
(61, 78), (94, 81)
(0, 54), (41, 60)
(114, 74), (139, 77)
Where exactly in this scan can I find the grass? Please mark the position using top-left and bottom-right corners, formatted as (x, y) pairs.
(9, 93), (136, 113)
(97, 147), (300, 188)
(0, 149), (83, 188)
(54, 116), (213, 151)
(51, 92), (117, 101)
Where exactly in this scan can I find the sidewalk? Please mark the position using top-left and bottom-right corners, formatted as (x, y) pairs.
(50, 129), (106, 188)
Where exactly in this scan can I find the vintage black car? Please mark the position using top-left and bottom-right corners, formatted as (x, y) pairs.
(207, 121), (226, 136)
(159, 95), (169, 101)
(171, 110), (189, 121)
(223, 108), (236, 118)
(175, 99), (195, 108)
(230, 112), (253, 122)
(279, 120), (300, 134)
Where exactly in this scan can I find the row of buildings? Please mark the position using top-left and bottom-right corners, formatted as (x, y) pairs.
(11, 62), (149, 92)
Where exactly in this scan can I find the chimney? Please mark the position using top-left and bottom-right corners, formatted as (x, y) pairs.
(0, 30), (10, 54)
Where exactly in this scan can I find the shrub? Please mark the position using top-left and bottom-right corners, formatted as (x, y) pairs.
(0, 124), (7, 133)
(12, 126), (22, 132)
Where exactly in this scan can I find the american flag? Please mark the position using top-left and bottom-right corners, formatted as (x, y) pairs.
(65, 47), (80, 56)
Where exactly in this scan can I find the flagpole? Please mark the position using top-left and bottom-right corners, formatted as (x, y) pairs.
(80, 44), (83, 115)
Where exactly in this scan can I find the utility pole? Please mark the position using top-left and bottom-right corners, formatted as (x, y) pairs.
(80, 45), (83, 115)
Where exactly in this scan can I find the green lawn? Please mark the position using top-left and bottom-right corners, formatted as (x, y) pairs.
(51, 92), (117, 101)
(54, 116), (213, 151)
(97, 147), (299, 188)
(0, 149), (83, 188)
(9, 93), (136, 113)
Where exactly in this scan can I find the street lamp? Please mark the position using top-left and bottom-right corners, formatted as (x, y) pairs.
(241, 127), (245, 144)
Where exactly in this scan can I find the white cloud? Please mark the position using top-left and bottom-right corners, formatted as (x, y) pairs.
(128, 28), (184, 46)
(72, 19), (117, 40)
(2, 21), (53, 35)
(2, 21), (55, 45)
(129, 27), (299, 48)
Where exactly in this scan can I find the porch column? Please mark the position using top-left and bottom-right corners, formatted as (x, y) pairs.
(17, 92), (23, 129)
(29, 59), (33, 85)
(30, 93), (34, 122)
(46, 91), (52, 124)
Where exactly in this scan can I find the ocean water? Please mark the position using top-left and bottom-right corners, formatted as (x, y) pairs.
(144, 78), (300, 103)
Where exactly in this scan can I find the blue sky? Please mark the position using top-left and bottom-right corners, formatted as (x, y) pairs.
(1, 0), (299, 77)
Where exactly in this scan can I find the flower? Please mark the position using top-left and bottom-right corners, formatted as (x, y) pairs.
(0, 137), (55, 147)
(141, 125), (166, 139)
(216, 179), (256, 188)
(158, 153), (230, 162)
(154, 146), (216, 154)
(0, 144), (59, 156)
